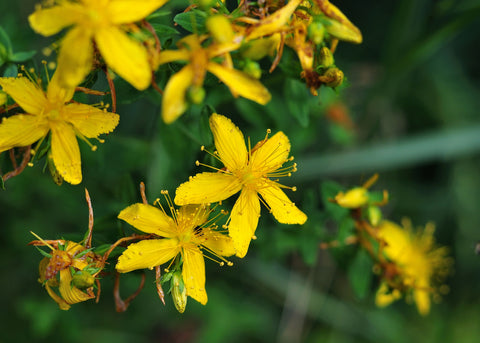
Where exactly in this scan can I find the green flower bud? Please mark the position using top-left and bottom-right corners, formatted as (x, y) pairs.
(171, 272), (187, 313)
(318, 47), (334, 68)
(242, 60), (262, 79)
(368, 206), (382, 227)
(71, 270), (95, 290)
(308, 22), (325, 45)
(322, 67), (344, 88)
(47, 152), (63, 186)
(187, 85), (206, 105)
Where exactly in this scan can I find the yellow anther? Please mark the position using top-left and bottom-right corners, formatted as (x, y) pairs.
(195, 160), (200, 166)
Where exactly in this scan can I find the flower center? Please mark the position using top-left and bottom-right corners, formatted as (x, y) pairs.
(47, 109), (61, 120)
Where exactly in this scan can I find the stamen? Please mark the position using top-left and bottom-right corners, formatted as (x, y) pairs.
(30, 231), (55, 250)
(196, 161), (228, 173)
(161, 190), (178, 223)
(41, 60), (51, 83)
(73, 127), (98, 151)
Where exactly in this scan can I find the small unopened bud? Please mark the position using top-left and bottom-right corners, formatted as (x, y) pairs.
(242, 60), (262, 79)
(206, 15), (234, 44)
(321, 67), (344, 88)
(47, 152), (63, 186)
(318, 47), (334, 68)
(367, 206), (382, 227)
(195, 0), (216, 10)
(187, 85), (206, 105)
(171, 272), (187, 313)
(308, 21), (325, 45)
(334, 187), (368, 208)
(71, 270), (95, 289)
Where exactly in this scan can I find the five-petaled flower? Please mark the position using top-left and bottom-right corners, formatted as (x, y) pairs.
(28, 0), (168, 90)
(174, 113), (307, 258)
(155, 34), (271, 124)
(375, 220), (451, 316)
(0, 72), (119, 184)
(116, 198), (235, 306)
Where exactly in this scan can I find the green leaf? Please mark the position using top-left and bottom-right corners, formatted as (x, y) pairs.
(3, 63), (17, 77)
(174, 10), (207, 33)
(0, 26), (12, 55)
(284, 78), (311, 127)
(150, 23), (179, 38)
(9, 50), (36, 62)
(146, 9), (172, 21)
(347, 249), (374, 299)
(35, 246), (52, 259)
(0, 176), (4, 190)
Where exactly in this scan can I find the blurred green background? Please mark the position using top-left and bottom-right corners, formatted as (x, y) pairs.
(1, 1), (480, 342)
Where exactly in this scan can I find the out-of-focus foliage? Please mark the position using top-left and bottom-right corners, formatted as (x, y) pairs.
(1, 0), (480, 342)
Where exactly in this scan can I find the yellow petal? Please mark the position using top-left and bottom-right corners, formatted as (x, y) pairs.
(174, 172), (242, 205)
(63, 103), (119, 138)
(0, 114), (49, 152)
(116, 239), (179, 273)
(45, 280), (71, 310)
(155, 49), (191, 67)
(95, 26), (151, 90)
(324, 19), (363, 44)
(258, 183), (307, 224)
(250, 131), (291, 174)
(200, 229), (236, 257)
(58, 269), (95, 305)
(50, 121), (82, 185)
(28, 3), (85, 36)
(209, 113), (248, 172)
(247, 0), (302, 40)
(0, 77), (48, 114)
(47, 70), (75, 103)
(182, 245), (207, 305)
(161, 64), (194, 124)
(414, 287), (431, 316)
(118, 203), (176, 237)
(228, 188), (260, 258)
(56, 27), (94, 88)
(316, 0), (362, 43)
(108, 0), (168, 24)
(207, 62), (271, 105)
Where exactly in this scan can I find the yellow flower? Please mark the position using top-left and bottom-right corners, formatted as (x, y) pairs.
(28, 0), (168, 90)
(175, 113), (307, 258)
(35, 240), (102, 310)
(116, 199), (235, 306)
(375, 220), (451, 315)
(155, 34), (271, 124)
(0, 71), (119, 184)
